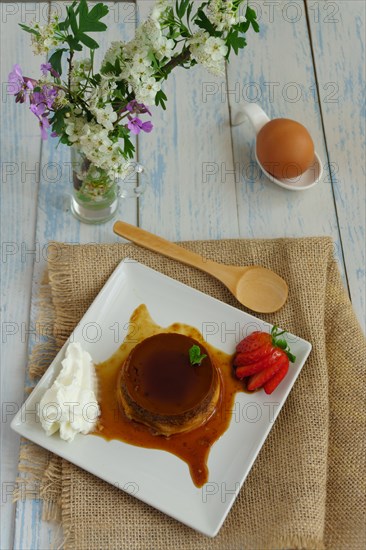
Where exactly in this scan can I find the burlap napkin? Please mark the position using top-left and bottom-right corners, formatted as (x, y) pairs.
(17, 237), (365, 550)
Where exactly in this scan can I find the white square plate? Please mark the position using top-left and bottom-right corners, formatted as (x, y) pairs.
(11, 258), (312, 537)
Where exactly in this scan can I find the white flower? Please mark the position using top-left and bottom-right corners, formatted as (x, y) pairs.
(94, 105), (118, 131)
(138, 18), (162, 46)
(132, 50), (151, 69)
(150, 0), (173, 22)
(53, 89), (68, 109)
(207, 0), (240, 32)
(140, 76), (160, 93)
(189, 32), (226, 76)
(155, 37), (174, 61)
(65, 116), (89, 144)
(134, 76), (160, 104)
(204, 36), (228, 61)
(30, 15), (61, 55)
(102, 41), (124, 68)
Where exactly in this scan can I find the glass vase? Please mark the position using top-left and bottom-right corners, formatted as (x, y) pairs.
(70, 147), (147, 224)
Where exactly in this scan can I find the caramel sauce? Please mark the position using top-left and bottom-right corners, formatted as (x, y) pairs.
(93, 304), (243, 487)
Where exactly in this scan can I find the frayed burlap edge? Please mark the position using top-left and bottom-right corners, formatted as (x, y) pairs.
(13, 271), (64, 523)
(61, 460), (76, 550)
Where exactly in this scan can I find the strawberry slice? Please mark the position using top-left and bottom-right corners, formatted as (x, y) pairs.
(247, 350), (289, 391)
(263, 363), (289, 395)
(235, 349), (284, 378)
(236, 331), (271, 354)
(233, 341), (275, 366)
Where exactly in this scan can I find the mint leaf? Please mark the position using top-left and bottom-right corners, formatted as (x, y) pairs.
(189, 345), (207, 366)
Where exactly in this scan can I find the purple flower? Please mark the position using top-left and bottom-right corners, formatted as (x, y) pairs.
(127, 117), (153, 135)
(41, 85), (58, 109)
(29, 88), (57, 140)
(8, 65), (38, 103)
(30, 98), (46, 118)
(41, 62), (52, 76)
(8, 64), (24, 95)
(9, 64), (58, 140)
(23, 77), (36, 91)
(125, 100), (152, 116)
(39, 116), (50, 140)
(40, 62), (60, 78)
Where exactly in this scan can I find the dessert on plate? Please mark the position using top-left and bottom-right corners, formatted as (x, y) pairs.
(117, 333), (220, 436)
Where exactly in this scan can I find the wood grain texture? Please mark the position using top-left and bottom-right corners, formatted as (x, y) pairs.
(0, 4), (48, 549)
(12, 4), (138, 550)
(308, 0), (366, 330)
(137, 0), (240, 241)
(226, 1), (345, 249)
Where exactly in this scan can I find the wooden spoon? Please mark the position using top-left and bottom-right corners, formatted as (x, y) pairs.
(113, 221), (288, 313)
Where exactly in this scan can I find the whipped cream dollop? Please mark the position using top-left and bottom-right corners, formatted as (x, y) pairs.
(38, 342), (100, 442)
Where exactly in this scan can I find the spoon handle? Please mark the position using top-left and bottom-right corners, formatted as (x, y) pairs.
(113, 221), (222, 278)
(242, 104), (270, 134)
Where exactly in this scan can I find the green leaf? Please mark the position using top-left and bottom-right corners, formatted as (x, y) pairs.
(78, 2), (109, 33)
(80, 20), (107, 33)
(50, 107), (69, 136)
(176, 0), (190, 19)
(67, 6), (78, 36)
(195, 9), (217, 35)
(58, 20), (68, 31)
(270, 325), (296, 363)
(275, 339), (288, 350)
(19, 23), (40, 36)
(79, 0), (89, 21)
(90, 73), (101, 85)
(245, 6), (260, 33)
(226, 29), (246, 55)
(117, 127), (135, 159)
(186, 2), (194, 24)
(88, 2), (109, 21)
(189, 345), (207, 366)
(78, 33), (99, 49)
(66, 35), (82, 51)
(102, 61), (115, 74)
(155, 90), (167, 110)
(48, 48), (67, 76)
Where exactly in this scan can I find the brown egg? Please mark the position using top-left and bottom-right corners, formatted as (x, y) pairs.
(256, 118), (315, 180)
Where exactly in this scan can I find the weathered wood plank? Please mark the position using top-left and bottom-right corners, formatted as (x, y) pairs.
(226, 1), (347, 277)
(308, 0), (365, 331)
(137, 0), (240, 241)
(12, 4), (138, 550)
(0, 3), (47, 549)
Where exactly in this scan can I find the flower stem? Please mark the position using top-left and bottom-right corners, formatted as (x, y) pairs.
(67, 50), (74, 94)
(161, 47), (191, 76)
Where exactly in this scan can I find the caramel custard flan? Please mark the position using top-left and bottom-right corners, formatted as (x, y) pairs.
(117, 333), (220, 436)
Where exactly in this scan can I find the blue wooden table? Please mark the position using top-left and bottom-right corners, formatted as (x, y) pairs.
(1, 1), (365, 548)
